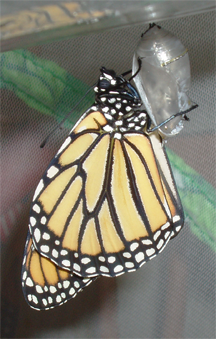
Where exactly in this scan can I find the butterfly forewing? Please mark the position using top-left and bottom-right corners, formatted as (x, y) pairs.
(29, 121), (176, 277)
(21, 232), (94, 310)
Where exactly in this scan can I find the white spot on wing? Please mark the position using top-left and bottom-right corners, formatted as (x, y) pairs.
(113, 265), (123, 273)
(56, 137), (71, 155)
(32, 295), (38, 304)
(50, 286), (57, 293)
(86, 267), (96, 274)
(48, 296), (53, 304)
(81, 257), (91, 264)
(164, 231), (170, 239)
(60, 250), (68, 256)
(73, 263), (81, 271)
(108, 256), (116, 263)
(36, 285), (43, 294)
(69, 287), (75, 295)
(128, 123), (135, 128)
(100, 266), (109, 273)
(164, 199), (171, 218)
(142, 239), (153, 245)
(146, 248), (155, 256)
(130, 242), (139, 251)
(125, 106), (132, 112)
(32, 204), (40, 213)
(175, 225), (182, 232)
(63, 280), (70, 289)
(34, 228), (41, 243)
(114, 133), (122, 139)
(102, 106), (109, 113)
(161, 222), (170, 230)
(103, 125), (113, 132)
(62, 259), (70, 267)
(123, 252), (131, 258)
(52, 249), (58, 258)
(125, 262), (134, 268)
(42, 299), (48, 306)
(22, 271), (27, 281)
(83, 278), (90, 283)
(47, 166), (59, 178)
(27, 294), (32, 302)
(157, 239), (164, 250)
(104, 113), (113, 120)
(26, 277), (34, 287)
(40, 216), (47, 225)
(30, 216), (36, 227)
(56, 295), (62, 303)
(135, 252), (145, 263)
(173, 215), (181, 222)
(108, 98), (116, 103)
(153, 230), (161, 241)
(41, 245), (50, 253)
(32, 180), (44, 201)
(74, 281), (80, 288)
(42, 232), (50, 240)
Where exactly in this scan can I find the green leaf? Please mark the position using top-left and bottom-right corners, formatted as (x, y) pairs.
(167, 148), (216, 252)
(0, 49), (94, 128)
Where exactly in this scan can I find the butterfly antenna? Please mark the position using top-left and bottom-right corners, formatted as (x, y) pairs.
(40, 85), (95, 148)
(121, 58), (142, 80)
(128, 58), (142, 82)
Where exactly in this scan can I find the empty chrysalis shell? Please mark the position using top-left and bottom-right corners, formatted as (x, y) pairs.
(132, 24), (194, 137)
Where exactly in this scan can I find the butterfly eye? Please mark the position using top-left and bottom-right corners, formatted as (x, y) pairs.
(98, 79), (111, 90)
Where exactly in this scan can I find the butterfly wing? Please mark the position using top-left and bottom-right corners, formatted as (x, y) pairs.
(149, 133), (184, 238)
(27, 67), (184, 279)
(21, 231), (94, 310)
(28, 105), (182, 277)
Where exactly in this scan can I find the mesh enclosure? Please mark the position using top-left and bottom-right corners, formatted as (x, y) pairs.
(1, 10), (215, 339)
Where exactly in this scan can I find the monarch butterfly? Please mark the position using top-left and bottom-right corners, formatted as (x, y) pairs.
(22, 67), (184, 309)
(24, 68), (183, 277)
(21, 231), (95, 310)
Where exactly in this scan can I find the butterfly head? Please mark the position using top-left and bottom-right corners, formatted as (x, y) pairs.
(94, 67), (141, 107)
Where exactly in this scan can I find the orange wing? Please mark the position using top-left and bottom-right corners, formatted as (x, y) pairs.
(21, 231), (94, 310)
(28, 107), (183, 278)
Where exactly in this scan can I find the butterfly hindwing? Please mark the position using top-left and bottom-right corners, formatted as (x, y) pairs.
(21, 231), (94, 310)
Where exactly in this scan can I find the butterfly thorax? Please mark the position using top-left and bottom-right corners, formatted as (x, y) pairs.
(94, 67), (148, 139)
